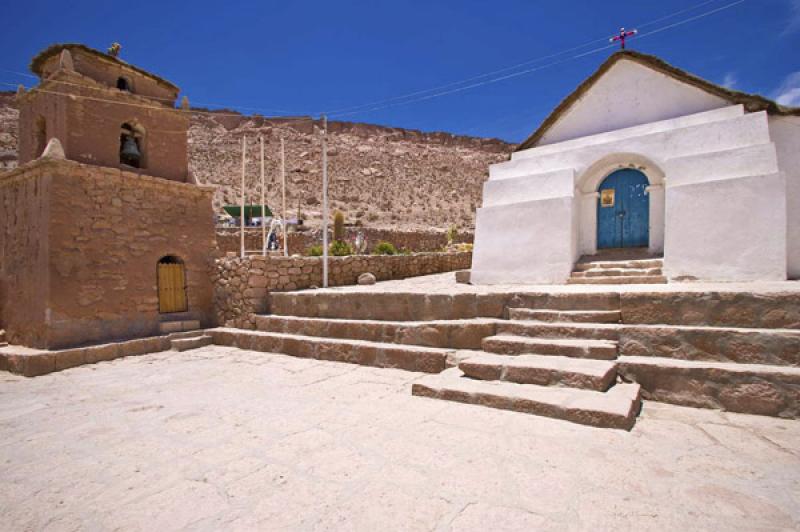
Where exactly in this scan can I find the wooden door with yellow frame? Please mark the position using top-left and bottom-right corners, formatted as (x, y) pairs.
(157, 256), (188, 313)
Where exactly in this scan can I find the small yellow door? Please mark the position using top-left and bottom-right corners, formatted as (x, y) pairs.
(158, 262), (188, 313)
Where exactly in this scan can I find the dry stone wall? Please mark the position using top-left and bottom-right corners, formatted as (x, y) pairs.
(216, 227), (474, 255)
(213, 252), (471, 328)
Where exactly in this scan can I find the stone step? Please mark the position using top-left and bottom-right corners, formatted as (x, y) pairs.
(507, 292), (620, 311)
(159, 320), (201, 334)
(412, 368), (641, 430)
(209, 328), (451, 373)
(171, 335), (213, 352)
(574, 258), (663, 271)
(571, 268), (663, 278)
(460, 353), (617, 391)
(617, 356), (800, 419)
(507, 308), (621, 323)
(567, 275), (668, 285)
(482, 335), (618, 360)
(255, 315), (497, 350)
(619, 324), (800, 366)
(498, 321), (620, 341)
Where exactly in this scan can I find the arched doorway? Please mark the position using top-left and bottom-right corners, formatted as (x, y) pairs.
(157, 256), (188, 313)
(597, 169), (649, 249)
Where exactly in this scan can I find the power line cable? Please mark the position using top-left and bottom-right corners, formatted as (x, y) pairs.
(327, 0), (747, 119)
(323, 0), (733, 117)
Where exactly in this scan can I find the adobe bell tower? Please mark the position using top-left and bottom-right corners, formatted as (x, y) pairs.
(17, 43), (190, 182)
(0, 43), (215, 352)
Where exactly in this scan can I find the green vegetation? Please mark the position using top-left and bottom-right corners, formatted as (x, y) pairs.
(333, 210), (345, 241)
(308, 241), (355, 256)
(373, 241), (398, 255)
(330, 240), (354, 256)
(446, 224), (458, 246)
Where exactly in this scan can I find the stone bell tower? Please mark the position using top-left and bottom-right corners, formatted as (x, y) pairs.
(17, 43), (190, 182)
(0, 43), (215, 351)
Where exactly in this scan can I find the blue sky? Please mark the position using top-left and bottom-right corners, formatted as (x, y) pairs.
(1, 0), (798, 142)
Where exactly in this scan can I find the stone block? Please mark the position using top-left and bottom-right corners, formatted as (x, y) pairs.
(84, 343), (121, 364)
(55, 348), (87, 371)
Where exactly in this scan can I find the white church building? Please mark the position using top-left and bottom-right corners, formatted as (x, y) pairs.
(471, 51), (800, 284)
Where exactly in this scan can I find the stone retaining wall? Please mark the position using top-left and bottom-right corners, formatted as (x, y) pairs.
(216, 227), (474, 255)
(212, 252), (472, 328)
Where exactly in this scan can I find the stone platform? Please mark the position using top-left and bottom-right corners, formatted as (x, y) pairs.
(3, 272), (799, 430)
(251, 274), (800, 428)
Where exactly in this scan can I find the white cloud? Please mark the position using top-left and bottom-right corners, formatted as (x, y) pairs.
(774, 72), (800, 107)
(722, 72), (737, 89)
(783, 0), (800, 35)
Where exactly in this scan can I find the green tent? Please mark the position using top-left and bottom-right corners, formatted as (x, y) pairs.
(223, 205), (273, 220)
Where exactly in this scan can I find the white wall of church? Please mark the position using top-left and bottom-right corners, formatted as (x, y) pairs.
(663, 172), (786, 281)
(536, 60), (729, 146)
(471, 196), (576, 284)
(768, 116), (800, 279)
(471, 103), (789, 284)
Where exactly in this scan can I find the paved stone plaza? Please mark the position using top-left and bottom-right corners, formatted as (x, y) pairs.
(1, 345), (798, 530)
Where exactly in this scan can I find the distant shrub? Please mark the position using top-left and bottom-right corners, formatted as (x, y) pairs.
(446, 224), (458, 245)
(373, 241), (397, 255)
(309, 241), (354, 256)
(330, 240), (353, 256)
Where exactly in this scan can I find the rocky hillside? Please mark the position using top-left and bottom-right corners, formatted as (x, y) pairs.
(0, 92), (512, 230)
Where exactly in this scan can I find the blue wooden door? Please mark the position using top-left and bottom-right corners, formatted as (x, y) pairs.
(597, 169), (649, 249)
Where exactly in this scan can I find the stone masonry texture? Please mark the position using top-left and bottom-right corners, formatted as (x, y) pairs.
(212, 252), (471, 328)
(0, 158), (216, 349)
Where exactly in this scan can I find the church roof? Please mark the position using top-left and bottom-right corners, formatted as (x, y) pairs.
(29, 43), (180, 92)
(516, 50), (800, 152)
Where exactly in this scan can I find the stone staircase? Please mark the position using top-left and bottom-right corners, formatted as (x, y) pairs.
(206, 287), (800, 430)
(412, 294), (642, 430)
(568, 248), (666, 285)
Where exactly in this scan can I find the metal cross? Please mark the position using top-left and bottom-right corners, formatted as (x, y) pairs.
(610, 28), (638, 49)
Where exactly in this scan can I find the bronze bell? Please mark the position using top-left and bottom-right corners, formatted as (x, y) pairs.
(120, 136), (141, 166)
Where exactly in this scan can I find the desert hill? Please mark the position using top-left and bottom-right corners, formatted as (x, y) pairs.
(0, 92), (512, 231)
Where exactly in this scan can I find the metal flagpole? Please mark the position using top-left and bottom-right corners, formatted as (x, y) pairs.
(321, 114), (329, 288)
(281, 137), (288, 257)
(240, 135), (247, 258)
(260, 136), (266, 255)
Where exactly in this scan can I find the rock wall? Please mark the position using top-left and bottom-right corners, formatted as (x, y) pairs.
(216, 227), (474, 255)
(213, 252), (472, 328)
(0, 158), (216, 349)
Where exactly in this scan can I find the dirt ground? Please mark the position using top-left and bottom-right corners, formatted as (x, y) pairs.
(1, 346), (798, 531)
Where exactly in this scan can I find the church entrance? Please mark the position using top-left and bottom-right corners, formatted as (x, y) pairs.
(157, 256), (188, 313)
(596, 169), (649, 249)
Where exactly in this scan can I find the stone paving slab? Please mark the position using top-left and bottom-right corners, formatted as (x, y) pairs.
(413, 368), (640, 430)
(459, 353), (617, 390)
(1, 346), (799, 530)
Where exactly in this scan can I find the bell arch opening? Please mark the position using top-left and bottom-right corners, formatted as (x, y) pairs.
(116, 76), (132, 92)
(120, 122), (145, 169)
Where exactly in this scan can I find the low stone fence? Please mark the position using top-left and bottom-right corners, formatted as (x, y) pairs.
(216, 227), (474, 255)
(212, 252), (471, 328)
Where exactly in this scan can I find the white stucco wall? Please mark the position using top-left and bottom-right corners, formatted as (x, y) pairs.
(472, 106), (774, 284)
(663, 172), (786, 281)
(471, 57), (795, 284)
(471, 197), (575, 285)
(768, 116), (800, 279)
(537, 59), (729, 146)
